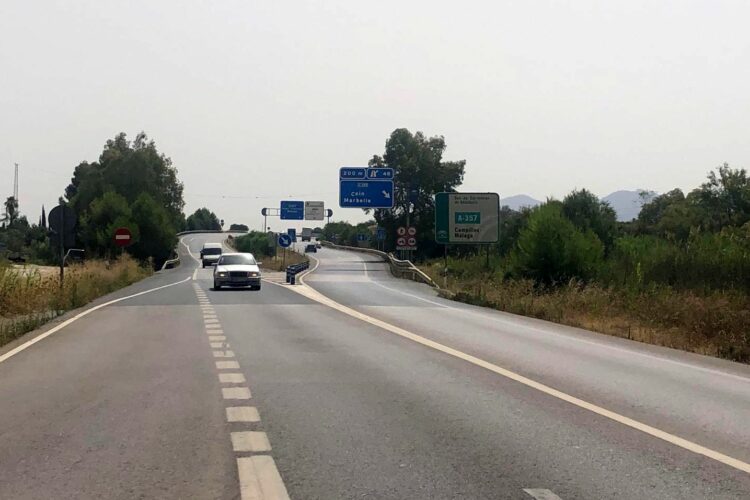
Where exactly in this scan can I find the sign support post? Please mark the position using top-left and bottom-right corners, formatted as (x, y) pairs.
(444, 244), (448, 288)
(59, 200), (65, 288)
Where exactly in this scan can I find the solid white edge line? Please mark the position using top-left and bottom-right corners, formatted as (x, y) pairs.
(330, 249), (750, 384)
(181, 237), (200, 263)
(0, 276), (192, 364)
(268, 278), (750, 475)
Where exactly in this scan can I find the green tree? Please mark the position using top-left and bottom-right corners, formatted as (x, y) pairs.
(494, 206), (528, 256)
(65, 132), (186, 253)
(80, 191), (139, 256)
(638, 189), (686, 230)
(511, 202), (604, 284)
(369, 129), (465, 257)
(129, 193), (177, 263)
(321, 221), (356, 244)
(229, 223), (249, 231)
(692, 163), (750, 230)
(3, 197), (18, 226)
(561, 189), (618, 250)
(186, 208), (221, 231)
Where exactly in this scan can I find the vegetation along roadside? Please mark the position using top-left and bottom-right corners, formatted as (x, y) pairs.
(0, 257), (150, 348)
(324, 129), (750, 363)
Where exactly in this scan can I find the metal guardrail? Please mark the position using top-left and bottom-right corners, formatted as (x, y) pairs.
(285, 261), (310, 285)
(176, 230), (249, 236)
(160, 256), (180, 270)
(319, 241), (438, 288)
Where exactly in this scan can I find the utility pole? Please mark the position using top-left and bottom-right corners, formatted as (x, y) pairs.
(13, 163), (18, 210)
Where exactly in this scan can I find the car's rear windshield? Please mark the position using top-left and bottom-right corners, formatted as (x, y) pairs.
(219, 255), (256, 265)
(203, 247), (222, 255)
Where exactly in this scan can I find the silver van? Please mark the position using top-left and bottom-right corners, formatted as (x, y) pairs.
(200, 242), (223, 268)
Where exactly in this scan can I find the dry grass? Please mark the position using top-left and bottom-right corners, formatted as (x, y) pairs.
(0, 256), (150, 347)
(421, 262), (750, 363)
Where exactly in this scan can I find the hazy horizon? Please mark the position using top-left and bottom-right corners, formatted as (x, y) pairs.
(2, 1), (749, 231)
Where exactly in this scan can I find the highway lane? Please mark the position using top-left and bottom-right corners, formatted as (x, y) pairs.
(209, 236), (749, 498)
(0, 232), (748, 498)
(304, 246), (750, 464)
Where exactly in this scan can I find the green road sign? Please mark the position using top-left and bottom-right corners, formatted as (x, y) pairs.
(435, 192), (499, 244)
(455, 212), (480, 224)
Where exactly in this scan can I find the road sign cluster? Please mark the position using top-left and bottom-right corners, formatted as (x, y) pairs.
(277, 201), (329, 221)
(339, 167), (394, 208)
(396, 226), (417, 251)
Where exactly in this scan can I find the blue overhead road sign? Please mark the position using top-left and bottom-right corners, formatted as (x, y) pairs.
(367, 168), (393, 179)
(280, 201), (304, 220)
(339, 167), (367, 179)
(340, 180), (394, 208)
(339, 167), (394, 208)
(278, 234), (292, 248)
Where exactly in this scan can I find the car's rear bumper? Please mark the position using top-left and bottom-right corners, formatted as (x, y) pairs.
(214, 276), (261, 287)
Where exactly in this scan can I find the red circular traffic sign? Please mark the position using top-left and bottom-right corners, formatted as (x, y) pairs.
(407, 237), (417, 246)
(407, 226), (417, 236)
(114, 227), (132, 247)
(397, 237), (407, 246)
(397, 227), (407, 236)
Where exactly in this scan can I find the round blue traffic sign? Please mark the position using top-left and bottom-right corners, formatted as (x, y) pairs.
(278, 234), (292, 248)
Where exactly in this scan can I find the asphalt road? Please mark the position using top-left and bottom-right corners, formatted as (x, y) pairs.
(0, 233), (749, 499)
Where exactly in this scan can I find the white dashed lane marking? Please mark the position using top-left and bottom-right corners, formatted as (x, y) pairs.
(231, 431), (272, 452)
(237, 456), (290, 500)
(227, 407), (261, 423)
(191, 277), (290, 500)
(524, 489), (563, 500)
(223, 387), (252, 400)
(219, 373), (247, 384)
(217, 360), (240, 369)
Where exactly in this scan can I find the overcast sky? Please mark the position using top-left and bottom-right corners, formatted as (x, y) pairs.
(1, 0), (749, 230)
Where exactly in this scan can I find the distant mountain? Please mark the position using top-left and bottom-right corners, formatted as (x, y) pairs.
(498, 191), (655, 221)
(602, 190), (655, 222)
(499, 194), (541, 211)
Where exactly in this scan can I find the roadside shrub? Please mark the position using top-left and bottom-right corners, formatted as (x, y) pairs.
(233, 231), (275, 257)
(0, 256), (149, 347)
(603, 227), (750, 292)
(510, 203), (604, 285)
